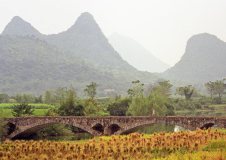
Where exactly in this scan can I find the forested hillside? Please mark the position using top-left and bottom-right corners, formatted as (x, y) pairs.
(0, 13), (158, 95)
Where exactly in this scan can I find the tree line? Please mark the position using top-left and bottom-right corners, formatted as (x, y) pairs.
(0, 78), (225, 118)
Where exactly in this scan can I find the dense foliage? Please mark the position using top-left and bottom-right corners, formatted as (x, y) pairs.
(107, 98), (130, 116)
(58, 88), (84, 116)
(127, 80), (174, 116)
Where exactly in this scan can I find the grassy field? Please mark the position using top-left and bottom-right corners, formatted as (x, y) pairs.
(0, 108), (50, 118)
(0, 103), (56, 118)
(175, 104), (226, 116)
(0, 129), (225, 160)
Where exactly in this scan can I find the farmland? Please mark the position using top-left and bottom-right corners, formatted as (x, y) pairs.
(0, 129), (225, 160)
(0, 103), (55, 118)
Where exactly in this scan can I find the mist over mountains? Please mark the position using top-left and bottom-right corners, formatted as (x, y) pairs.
(0, 12), (158, 95)
(109, 33), (169, 73)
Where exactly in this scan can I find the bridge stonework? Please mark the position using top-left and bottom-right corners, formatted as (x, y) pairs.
(5, 116), (226, 139)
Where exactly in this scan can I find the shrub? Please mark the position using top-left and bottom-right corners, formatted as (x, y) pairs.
(12, 103), (34, 117)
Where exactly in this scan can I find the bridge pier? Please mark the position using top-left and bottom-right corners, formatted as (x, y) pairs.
(103, 127), (110, 136)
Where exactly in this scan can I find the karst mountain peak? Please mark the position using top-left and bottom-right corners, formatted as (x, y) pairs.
(2, 16), (41, 36)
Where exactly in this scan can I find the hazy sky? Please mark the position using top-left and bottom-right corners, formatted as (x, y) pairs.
(0, 0), (226, 66)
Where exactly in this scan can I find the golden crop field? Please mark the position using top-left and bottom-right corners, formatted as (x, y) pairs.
(0, 129), (225, 160)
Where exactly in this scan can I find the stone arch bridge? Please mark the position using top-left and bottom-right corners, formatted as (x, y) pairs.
(5, 116), (226, 139)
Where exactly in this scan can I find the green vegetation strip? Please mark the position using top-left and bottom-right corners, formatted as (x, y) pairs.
(0, 108), (50, 118)
(0, 103), (55, 109)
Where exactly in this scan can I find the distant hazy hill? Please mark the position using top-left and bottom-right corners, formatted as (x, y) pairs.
(164, 33), (226, 83)
(109, 33), (169, 73)
(2, 16), (41, 37)
(0, 13), (157, 95)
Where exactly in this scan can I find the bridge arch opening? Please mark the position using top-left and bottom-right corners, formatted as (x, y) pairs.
(108, 124), (121, 134)
(200, 123), (215, 130)
(122, 123), (175, 135)
(10, 123), (93, 140)
(120, 121), (191, 135)
(6, 122), (16, 135)
(92, 123), (104, 133)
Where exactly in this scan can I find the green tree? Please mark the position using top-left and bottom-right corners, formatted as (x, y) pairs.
(46, 108), (59, 116)
(83, 82), (100, 115)
(0, 93), (9, 103)
(127, 96), (151, 116)
(205, 81), (214, 99)
(151, 80), (173, 97)
(54, 87), (69, 104)
(176, 88), (184, 97)
(14, 94), (36, 103)
(44, 90), (53, 104)
(205, 80), (225, 104)
(127, 81), (174, 116)
(212, 80), (225, 104)
(83, 99), (101, 116)
(127, 80), (144, 98)
(34, 95), (43, 103)
(176, 85), (195, 100)
(84, 82), (97, 100)
(12, 103), (34, 117)
(154, 81), (173, 97)
(107, 98), (130, 116)
(58, 89), (84, 116)
(147, 86), (173, 116)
